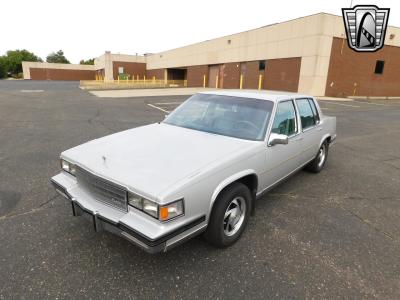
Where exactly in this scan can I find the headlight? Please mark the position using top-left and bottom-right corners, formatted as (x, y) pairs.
(127, 193), (143, 210)
(60, 159), (76, 176)
(143, 199), (158, 218)
(128, 192), (184, 221)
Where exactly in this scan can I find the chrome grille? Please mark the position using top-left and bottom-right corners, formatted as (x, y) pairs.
(76, 166), (128, 211)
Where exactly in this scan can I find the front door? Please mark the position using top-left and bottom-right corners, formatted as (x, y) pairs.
(261, 100), (303, 189)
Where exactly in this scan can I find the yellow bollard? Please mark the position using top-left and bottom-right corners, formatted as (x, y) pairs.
(117, 76), (120, 84)
(153, 76), (155, 83)
(239, 74), (243, 89)
(258, 74), (263, 90)
(203, 75), (206, 88)
(215, 75), (219, 89)
(137, 75), (139, 81)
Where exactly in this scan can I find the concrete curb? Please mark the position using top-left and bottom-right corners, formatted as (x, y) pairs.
(90, 88), (213, 98)
(352, 96), (400, 100)
(316, 96), (353, 102)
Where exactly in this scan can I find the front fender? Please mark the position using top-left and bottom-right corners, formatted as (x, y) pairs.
(209, 169), (257, 212)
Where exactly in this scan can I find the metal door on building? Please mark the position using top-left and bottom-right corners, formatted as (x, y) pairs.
(208, 65), (220, 88)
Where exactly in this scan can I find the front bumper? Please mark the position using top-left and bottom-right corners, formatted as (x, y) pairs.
(51, 173), (206, 253)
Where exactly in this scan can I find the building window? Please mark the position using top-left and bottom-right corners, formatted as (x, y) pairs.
(259, 60), (266, 71)
(118, 67), (124, 74)
(374, 60), (385, 74)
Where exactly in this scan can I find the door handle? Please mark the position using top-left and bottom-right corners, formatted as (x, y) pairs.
(317, 127), (323, 131)
(293, 137), (303, 141)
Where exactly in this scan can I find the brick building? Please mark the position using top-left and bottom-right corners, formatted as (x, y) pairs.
(22, 13), (400, 97)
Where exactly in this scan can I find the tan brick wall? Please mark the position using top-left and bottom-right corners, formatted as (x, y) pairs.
(187, 65), (208, 87)
(242, 61), (261, 89)
(326, 37), (400, 97)
(264, 57), (301, 92)
(112, 61), (146, 79)
(146, 69), (165, 80)
(30, 68), (95, 80)
(221, 62), (240, 89)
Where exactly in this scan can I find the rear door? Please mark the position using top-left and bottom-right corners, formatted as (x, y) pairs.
(295, 98), (321, 164)
(262, 99), (303, 188)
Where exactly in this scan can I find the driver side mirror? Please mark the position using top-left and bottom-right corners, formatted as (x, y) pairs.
(268, 133), (289, 147)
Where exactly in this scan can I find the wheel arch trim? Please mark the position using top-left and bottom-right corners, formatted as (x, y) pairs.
(209, 170), (258, 213)
(320, 133), (332, 148)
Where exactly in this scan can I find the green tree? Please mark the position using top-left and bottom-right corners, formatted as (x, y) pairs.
(80, 58), (95, 65)
(0, 57), (6, 78)
(46, 50), (70, 64)
(0, 49), (42, 76)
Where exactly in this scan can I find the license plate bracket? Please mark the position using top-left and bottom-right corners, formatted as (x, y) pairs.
(71, 201), (103, 232)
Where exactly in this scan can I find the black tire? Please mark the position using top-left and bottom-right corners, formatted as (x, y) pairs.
(204, 182), (251, 248)
(305, 140), (329, 173)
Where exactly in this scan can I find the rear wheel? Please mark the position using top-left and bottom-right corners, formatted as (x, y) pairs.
(305, 140), (329, 173)
(204, 183), (251, 248)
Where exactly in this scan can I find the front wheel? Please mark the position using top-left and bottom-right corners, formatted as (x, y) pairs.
(204, 183), (251, 248)
(305, 140), (329, 173)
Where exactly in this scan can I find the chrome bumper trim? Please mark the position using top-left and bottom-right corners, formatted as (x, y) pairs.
(51, 178), (206, 254)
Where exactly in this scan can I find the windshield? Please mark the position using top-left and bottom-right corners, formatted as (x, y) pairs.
(163, 94), (274, 141)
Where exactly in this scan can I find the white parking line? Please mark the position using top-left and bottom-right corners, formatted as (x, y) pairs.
(320, 101), (360, 108)
(20, 90), (44, 93)
(153, 102), (183, 105)
(147, 103), (170, 113)
(352, 100), (392, 107)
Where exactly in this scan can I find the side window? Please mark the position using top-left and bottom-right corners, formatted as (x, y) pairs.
(296, 99), (316, 130)
(307, 98), (320, 123)
(271, 101), (297, 136)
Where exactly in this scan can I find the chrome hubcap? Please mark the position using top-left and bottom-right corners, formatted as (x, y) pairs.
(317, 144), (326, 168)
(223, 197), (246, 236)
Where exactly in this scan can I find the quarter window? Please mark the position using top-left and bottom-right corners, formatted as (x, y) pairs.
(307, 98), (320, 123)
(296, 99), (316, 130)
(271, 101), (297, 136)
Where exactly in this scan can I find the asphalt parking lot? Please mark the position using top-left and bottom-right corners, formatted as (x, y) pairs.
(1, 81), (400, 299)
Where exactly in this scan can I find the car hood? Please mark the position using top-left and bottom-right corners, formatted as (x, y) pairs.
(62, 123), (255, 199)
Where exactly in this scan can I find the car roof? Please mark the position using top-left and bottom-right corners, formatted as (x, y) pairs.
(199, 89), (312, 102)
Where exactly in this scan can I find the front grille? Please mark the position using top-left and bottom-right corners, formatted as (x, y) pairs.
(76, 166), (128, 211)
